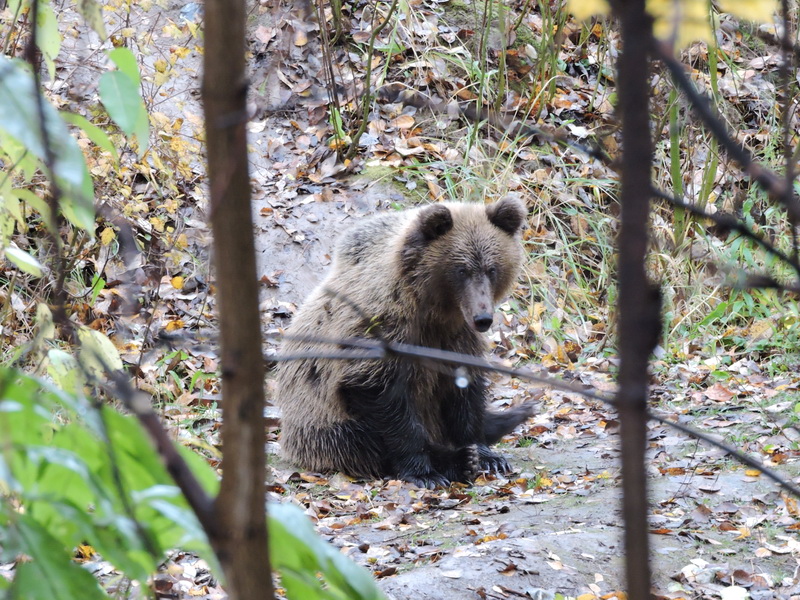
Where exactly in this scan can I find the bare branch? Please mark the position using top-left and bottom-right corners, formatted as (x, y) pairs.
(25, 0), (70, 333)
(274, 334), (800, 500)
(275, 332), (615, 405)
(648, 413), (800, 498)
(778, 0), (798, 258)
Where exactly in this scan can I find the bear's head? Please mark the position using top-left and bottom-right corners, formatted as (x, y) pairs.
(402, 196), (526, 333)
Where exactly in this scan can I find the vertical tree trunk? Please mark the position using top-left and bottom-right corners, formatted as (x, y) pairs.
(202, 1), (275, 598)
(611, 1), (658, 598)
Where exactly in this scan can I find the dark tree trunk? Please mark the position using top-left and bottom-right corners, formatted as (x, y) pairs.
(610, 2), (658, 598)
(202, 1), (275, 598)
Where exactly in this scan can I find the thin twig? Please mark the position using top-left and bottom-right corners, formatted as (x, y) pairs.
(648, 413), (800, 498)
(276, 331), (614, 404)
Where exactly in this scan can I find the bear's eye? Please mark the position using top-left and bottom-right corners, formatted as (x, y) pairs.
(457, 266), (469, 278)
(487, 266), (498, 278)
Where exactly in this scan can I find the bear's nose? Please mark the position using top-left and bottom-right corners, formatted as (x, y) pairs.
(473, 313), (493, 332)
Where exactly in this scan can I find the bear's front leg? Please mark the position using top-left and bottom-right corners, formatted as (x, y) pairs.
(340, 367), (452, 488)
(394, 452), (451, 489)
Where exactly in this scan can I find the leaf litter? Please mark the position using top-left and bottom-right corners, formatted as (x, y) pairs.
(6, 0), (800, 597)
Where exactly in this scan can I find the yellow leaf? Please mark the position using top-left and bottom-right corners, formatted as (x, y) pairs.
(36, 303), (55, 341)
(100, 227), (116, 246)
(649, 0), (711, 46)
(75, 544), (95, 559)
(154, 58), (168, 73)
(149, 216), (165, 232)
(174, 233), (189, 250)
(747, 318), (774, 341)
(166, 319), (184, 331)
(162, 23), (183, 38)
(744, 469), (761, 477)
(171, 275), (184, 290)
(719, 0), (777, 21)
(735, 526), (751, 540)
(172, 46), (191, 59)
(567, 0), (609, 20)
(784, 494), (799, 516)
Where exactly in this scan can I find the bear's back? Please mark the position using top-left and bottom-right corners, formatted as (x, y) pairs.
(333, 210), (409, 270)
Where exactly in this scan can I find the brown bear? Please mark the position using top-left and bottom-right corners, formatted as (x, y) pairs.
(275, 197), (532, 488)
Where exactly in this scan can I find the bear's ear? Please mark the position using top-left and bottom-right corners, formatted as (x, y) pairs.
(486, 196), (526, 235)
(417, 204), (454, 240)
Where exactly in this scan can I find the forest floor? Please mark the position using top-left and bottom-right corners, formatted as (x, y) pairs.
(29, 0), (800, 598)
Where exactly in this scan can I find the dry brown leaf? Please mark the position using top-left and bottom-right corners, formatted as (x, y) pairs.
(704, 383), (736, 402)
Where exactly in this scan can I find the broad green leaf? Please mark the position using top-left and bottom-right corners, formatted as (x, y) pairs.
(269, 502), (386, 600)
(99, 70), (150, 154)
(146, 497), (212, 554)
(107, 47), (141, 88)
(2, 179), (24, 226)
(47, 348), (84, 395)
(10, 515), (108, 600)
(36, 2), (61, 81)
(60, 160), (96, 232)
(35, 303), (55, 341)
(0, 56), (95, 230)
(77, 326), (124, 380)
(28, 498), (150, 583)
(76, 0), (107, 39)
(4, 245), (44, 276)
(0, 208), (14, 245)
(0, 132), (40, 181)
(60, 111), (119, 163)
(280, 570), (337, 600)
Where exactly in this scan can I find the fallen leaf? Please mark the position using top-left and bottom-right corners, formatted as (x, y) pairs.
(704, 383), (736, 402)
(440, 570), (462, 579)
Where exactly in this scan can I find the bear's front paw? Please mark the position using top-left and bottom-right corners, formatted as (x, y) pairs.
(401, 470), (450, 489)
(478, 446), (512, 475)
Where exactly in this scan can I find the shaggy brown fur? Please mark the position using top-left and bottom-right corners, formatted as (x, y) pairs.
(276, 197), (531, 488)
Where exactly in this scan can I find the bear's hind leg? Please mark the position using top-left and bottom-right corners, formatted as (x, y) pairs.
(283, 420), (384, 480)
